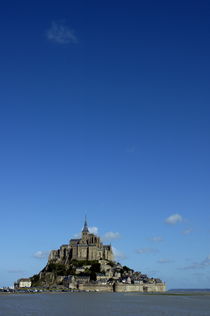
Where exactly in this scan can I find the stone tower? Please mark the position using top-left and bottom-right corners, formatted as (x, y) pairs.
(82, 216), (89, 240)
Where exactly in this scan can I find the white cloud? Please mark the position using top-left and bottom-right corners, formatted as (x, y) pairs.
(89, 226), (98, 235)
(202, 255), (210, 266)
(178, 255), (210, 270)
(136, 248), (159, 254)
(150, 236), (164, 242)
(178, 263), (201, 270)
(165, 214), (183, 225)
(157, 259), (174, 264)
(46, 21), (77, 44)
(103, 232), (121, 241)
(112, 247), (127, 260)
(33, 251), (49, 259)
(182, 228), (192, 235)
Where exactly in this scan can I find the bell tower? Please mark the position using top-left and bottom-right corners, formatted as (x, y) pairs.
(82, 216), (89, 240)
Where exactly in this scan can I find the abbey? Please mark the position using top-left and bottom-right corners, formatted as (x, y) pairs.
(49, 219), (113, 263)
(23, 218), (166, 292)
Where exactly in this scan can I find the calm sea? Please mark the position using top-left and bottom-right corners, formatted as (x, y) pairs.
(0, 292), (210, 316)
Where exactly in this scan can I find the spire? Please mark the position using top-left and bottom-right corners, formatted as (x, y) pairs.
(82, 215), (89, 233)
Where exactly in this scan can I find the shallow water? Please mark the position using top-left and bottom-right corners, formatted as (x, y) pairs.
(0, 292), (210, 316)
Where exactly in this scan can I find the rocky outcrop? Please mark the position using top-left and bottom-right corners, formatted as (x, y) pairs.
(30, 259), (166, 292)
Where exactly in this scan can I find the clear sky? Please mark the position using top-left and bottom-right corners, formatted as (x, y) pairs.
(0, 0), (209, 289)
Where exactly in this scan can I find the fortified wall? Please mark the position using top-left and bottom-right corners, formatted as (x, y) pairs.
(114, 282), (166, 292)
(79, 283), (113, 292)
(78, 282), (166, 292)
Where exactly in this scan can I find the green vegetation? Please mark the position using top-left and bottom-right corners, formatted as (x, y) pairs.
(90, 271), (96, 281)
(30, 274), (40, 286)
(123, 266), (133, 273)
(90, 262), (101, 273)
(66, 266), (75, 275)
(47, 263), (67, 275)
(123, 266), (130, 272)
(44, 260), (101, 279)
(75, 261), (101, 280)
(34, 259), (118, 286)
(70, 259), (99, 267)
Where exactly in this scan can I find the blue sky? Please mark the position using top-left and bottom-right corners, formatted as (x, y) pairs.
(0, 0), (209, 289)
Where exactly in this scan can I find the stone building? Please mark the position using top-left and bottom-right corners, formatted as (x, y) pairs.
(48, 219), (114, 264)
(16, 278), (32, 288)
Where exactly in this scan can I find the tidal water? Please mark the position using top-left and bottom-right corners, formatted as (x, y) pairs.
(0, 292), (210, 316)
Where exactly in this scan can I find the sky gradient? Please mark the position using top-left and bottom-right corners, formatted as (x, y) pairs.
(0, 0), (210, 289)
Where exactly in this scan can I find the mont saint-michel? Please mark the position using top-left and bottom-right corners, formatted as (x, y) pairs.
(16, 219), (166, 292)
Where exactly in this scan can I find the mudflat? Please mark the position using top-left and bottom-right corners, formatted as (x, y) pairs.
(0, 292), (210, 316)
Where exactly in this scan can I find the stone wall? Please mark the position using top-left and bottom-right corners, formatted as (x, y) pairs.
(78, 283), (113, 292)
(78, 282), (166, 292)
(114, 283), (166, 292)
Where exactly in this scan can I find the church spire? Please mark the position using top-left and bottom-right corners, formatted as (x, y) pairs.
(82, 215), (89, 233)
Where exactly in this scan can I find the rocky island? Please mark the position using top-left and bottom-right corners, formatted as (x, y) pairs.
(17, 219), (166, 292)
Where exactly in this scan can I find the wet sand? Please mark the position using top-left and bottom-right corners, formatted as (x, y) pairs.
(0, 292), (210, 316)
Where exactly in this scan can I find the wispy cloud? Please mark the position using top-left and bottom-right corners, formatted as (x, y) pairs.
(46, 21), (77, 44)
(147, 270), (159, 276)
(195, 255), (210, 267)
(157, 259), (174, 264)
(89, 226), (98, 235)
(178, 255), (210, 270)
(103, 232), (121, 241)
(182, 228), (192, 235)
(112, 247), (127, 260)
(7, 269), (25, 274)
(150, 236), (164, 242)
(33, 251), (49, 259)
(73, 226), (98, 238)
(74, 232), (81, 238)
(192, 272), (206, 277)
(136, 248), (159, 254)
(165, 214), (183, 225)
(126, 145), (136, 153)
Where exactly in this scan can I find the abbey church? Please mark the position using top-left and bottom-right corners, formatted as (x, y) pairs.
(48, 219), (114, 264)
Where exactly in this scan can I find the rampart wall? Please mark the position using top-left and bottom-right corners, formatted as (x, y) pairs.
(78, 282), (166, 292)
(78, 283), (113, 292)
(114, 283), (166, 292)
